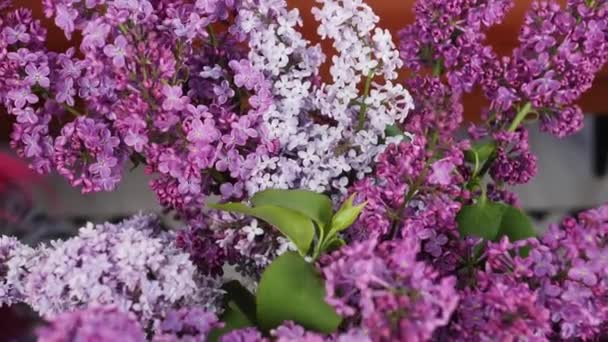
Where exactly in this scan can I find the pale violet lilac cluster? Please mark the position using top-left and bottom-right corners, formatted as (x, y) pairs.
(38, 306), (226, 342)
(0, 235), (35, 306)
(237, 0), (413, 194)
(0, 214), (223, 330)
(37, 307), (147, 342)
(152, 307), (223, 342)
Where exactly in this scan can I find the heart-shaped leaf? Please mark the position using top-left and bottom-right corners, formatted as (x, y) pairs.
(251, 189), (333, 227)
(328, 194), (366, 236)
(457, 201), (536, 243)
(256, 252), (341, 333)
(209, 202), (315, 255)
(457, 201), (504, 240)
(498, 205), (536, 242)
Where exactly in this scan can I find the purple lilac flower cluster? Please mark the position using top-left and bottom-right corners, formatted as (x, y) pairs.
(399, 0), (512, 93)
(0, 214), (223, 330)
(1, 1), (274, 215)
(489, 128), (538, 185)
(177, 214), (296, 278)
(470, 206), (608, 340)
(37, 307), (147, 342)
(333, 0), (608, 340)
(450, 273), (551, 340)
(319, 238), (459, 341)
(152, 307), (223, 342)
(496, 0), (608, 137)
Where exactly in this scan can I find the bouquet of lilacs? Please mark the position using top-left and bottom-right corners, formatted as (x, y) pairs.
(2, 0), (608, 340)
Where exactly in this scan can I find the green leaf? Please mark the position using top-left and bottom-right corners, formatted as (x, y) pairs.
(498, 205), (536, 242)
(221, 280), (257, 324)
(457, 201), (536, 243)
(208, 301), (253, 342)
(465, 141), (496, 164)
(457, 201), (504, 240)
(251, 189), (333, 227)
(209, 202), (315, 255)
(329, 194), (366, 236)
(385, 124), (405, 138)
(256, 252), (341, 333)
(323, 237), (346, 253)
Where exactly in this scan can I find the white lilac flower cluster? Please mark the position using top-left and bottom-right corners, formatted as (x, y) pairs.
(0, 235), (35, 306)
(0, 214), (222, 329)
(238, 0), (414, 195)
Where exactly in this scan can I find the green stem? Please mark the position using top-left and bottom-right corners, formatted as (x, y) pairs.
(479, 183), (487, 205)
(207, 26), (218, 48)
(62, 104), (83, 117)
(118, 23), (129, 35)
(356, 69), (375, 131)
(466, 102), (534, 190)
(311, 224), (326, 261)
(171, 41), (186, 84)
(507, 102), (532, 132)
(388, 131), (438, 239)
(433, 59), (443, 77)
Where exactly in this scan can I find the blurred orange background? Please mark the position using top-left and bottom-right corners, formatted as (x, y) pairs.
(3, 0), (607, 140)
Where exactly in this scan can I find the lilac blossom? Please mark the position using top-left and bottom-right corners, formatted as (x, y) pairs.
(152, 307), (222, 342)
(0, 214), (222, 329)
(103, 35), (129, 68)
(54, 4), (78, 39)
(319, 238), (458, 341)
(24, 64), (50, 88)
(7, 88), (38, 109)
(37, 307), (146, 342)
(220, 328), (267, 342)
(452, 275), (551, 341)
(239, 0), (413, 195)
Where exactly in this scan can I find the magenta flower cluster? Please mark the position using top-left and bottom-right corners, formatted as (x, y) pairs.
(319, 238), (459, 341)
(1, 0), (274, 216)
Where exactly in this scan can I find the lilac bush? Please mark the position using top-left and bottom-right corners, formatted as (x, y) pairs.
(2, 0), (608, 341)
